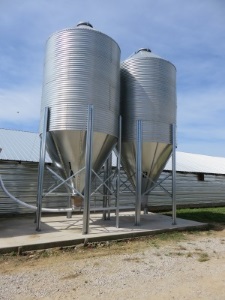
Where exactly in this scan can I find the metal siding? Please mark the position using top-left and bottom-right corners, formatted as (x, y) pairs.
(0, 162), (225, 216)
(148, 172), (225, 208)
(0, 161), (68, 215)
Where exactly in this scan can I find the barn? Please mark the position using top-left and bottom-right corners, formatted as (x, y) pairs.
(0, 128), (224, 216)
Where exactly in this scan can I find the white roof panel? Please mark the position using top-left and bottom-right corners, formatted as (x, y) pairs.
(0, 129), (225, 174)
(0, 129), (51, 163)
(165, 151), (225, 174)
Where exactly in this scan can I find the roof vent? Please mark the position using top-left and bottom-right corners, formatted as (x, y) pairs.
(77, 21), (93, 28)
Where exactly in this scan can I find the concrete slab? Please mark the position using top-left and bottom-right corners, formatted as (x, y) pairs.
(0, 212), (207, 253)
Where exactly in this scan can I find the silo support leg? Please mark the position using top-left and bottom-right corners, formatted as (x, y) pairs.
(103, 154), (112, 220)
(135, 120), (143, 226)
(116, 116), (122, 228)
(83, 105), (94, 235)
(36, 107), (49, 231)
(172, 123), (177, 225)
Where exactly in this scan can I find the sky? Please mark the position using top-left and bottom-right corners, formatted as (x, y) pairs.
(0, 0), (224, 157)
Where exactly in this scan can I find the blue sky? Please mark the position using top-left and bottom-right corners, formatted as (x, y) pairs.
(0, 0), (224, 157)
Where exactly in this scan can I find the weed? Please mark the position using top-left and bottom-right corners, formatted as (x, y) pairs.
(123, 257), (141, 263)
(177, 245), (187, 251)
(195, 248), (203, 252)
(61, 272), (82, 280)
(198, 252), (210, 262)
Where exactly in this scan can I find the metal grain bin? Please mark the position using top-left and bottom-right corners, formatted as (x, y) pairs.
(120, 48), (176, 193)
(40, 22), (120, 193)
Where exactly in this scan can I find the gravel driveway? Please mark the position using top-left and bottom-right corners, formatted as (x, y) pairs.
(0, 230), (225, 300)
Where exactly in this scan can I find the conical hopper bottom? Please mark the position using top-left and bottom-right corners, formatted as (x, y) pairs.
(46, 130), (116, 194)
(121, 142), (172, 194)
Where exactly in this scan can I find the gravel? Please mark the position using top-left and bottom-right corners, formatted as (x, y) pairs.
(0, 232), (225, 300)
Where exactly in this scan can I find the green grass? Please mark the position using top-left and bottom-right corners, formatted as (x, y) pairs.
(164, 207), (225, 227)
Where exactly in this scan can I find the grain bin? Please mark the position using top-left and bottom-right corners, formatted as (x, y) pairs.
(120, 48), (176, 193)
(40, 22), (121, 193)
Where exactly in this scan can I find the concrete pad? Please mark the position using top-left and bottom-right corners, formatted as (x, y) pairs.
(0, 212), (207, 253)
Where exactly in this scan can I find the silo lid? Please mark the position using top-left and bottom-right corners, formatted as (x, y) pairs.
(76, 21), (93, 28)
(126, 48), (162, 61)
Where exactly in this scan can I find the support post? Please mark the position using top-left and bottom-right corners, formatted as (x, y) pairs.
(36, 107), (49, 231)
(83, 105), (94, 235)
(135, 120), (142, 226)
(172, 123), (177, 225)
(116, 116), (122, 228)
(103, 154), (112, 220)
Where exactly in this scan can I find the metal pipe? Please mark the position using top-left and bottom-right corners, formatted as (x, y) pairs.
(135, 120), (142, 226)
(83, 105), (94, 234)
(36, 107), (49, 231)
(0, 176), (73, 212)
(116, 116), (122, 228)
(172, 123), (177, 225)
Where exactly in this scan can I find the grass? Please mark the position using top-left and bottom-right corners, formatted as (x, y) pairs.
(163, 207), (225, 228)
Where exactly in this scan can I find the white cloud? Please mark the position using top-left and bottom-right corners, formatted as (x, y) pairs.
(0, 0), (224, 156)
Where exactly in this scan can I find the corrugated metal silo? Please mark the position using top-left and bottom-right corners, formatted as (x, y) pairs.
(120, 48), (177, 193)
(40, 22), (121, 193)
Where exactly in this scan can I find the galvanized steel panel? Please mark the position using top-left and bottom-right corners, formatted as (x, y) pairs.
(0, 161), (68, 215)
(120, 48), (177, 192)
(0, 129), (51, 163)
(40, 23), (121, 193)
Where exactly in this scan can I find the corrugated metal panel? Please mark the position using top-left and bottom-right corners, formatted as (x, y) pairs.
(0, 161), (68, 215)
(1, 129), (225, 175)
(0, 161), (224, 215)
(0, 129), (51, 163)
(147, 171), (225, 209)
(86, 169), (225, 210)
(111, 151), (225, 175)
(165, 152), (225, 174)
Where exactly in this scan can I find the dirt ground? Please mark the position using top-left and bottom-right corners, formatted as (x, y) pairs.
(0, 229), (225, 300)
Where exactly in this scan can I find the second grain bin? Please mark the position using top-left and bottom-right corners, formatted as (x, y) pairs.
(120, 48), (176, 193)
(40, 22), (121, 194)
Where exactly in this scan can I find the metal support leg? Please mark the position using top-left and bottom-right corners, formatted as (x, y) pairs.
(116, 116), (122, 228)
(135, 120), (142, 226)
(36, 107), (49, 231)
(103, 154), (112, 220)
(83, 105), (94, 235)
(107, 154), (112, 220)
(67, 195), (72, 218)
(172, 123), (177, 225)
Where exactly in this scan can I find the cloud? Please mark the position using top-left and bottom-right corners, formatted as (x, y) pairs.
(0, 0), (224, 156)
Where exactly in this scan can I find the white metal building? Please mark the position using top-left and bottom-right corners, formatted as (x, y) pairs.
(0, 128), (224, 215)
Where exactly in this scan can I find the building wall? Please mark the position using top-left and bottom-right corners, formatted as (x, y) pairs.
(147, 171), (225, 210)
(0, 161), (68, 215)
(0, 161), (224, 215)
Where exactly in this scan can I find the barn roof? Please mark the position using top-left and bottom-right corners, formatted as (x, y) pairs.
(0, 129), (51, 163)
(0, 129), (225, 175)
